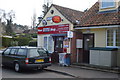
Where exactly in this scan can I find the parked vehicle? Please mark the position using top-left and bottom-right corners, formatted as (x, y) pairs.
(2, 46), (51, 72)
(0, 48), (6, 54)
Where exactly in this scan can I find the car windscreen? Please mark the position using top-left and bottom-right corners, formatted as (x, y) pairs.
(28, 48), (48, 58)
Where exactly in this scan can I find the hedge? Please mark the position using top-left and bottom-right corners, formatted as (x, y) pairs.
(14, 37), (31, 46)
(2, 37), (32, 47)
(2, 37), (13, 47)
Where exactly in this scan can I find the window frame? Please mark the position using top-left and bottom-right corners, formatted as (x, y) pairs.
(106, 29), (120, 48)
(43, 36), (54, 53)
(16, 48), (27, 56)
(100, 0), (116, 9)
(3, 48), (11, 55)
(9, 48), (18, 55)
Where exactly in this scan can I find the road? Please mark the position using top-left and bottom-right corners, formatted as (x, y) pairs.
(0, 50), (73, 79)
(1, 67), (73, 78)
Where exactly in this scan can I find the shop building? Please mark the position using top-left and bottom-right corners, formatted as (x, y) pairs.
(37, 4), (83, 63)
(74, 0), (120, 67)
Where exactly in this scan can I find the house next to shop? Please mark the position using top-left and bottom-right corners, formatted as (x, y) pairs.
(37, 4), (84, 63)
(74, 0), (120, 67)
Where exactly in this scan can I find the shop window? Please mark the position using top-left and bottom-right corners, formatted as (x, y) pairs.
(107, 29), (120, 47)
(100, 0), (115, 9)
(44, 36), (54, 53)
(44, 37), (47, 49)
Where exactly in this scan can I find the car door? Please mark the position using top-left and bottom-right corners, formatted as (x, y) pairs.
(8, 48), (18, 67)
(2, 48), (11, 66)
(16, 48), (27, 65)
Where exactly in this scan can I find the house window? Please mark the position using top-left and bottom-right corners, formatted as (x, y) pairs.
(107, 29), (120, 47)
(107, 29), (114, 46)
(44, 36), (54, 53)
(116, 29), (120, 46)
(100, 0), (115, 9)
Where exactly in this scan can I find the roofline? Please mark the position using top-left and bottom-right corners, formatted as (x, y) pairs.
(38, 4), (53, 25)
(53, 4), (84, 23)
(74, 25), (120, 29)
(39, 4), (84, 25)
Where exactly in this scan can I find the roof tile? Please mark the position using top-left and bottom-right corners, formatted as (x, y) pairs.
(76, 2), (120, 27)
(52, 4), (84, 24)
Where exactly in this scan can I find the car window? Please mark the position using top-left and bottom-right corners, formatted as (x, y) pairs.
(17, 49), (27, 56)
(4, 48), (11, 55)
(29, 48), (48, 58)
(10, 49), (18, 55)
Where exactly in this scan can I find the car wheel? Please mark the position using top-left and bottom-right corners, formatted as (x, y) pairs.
(14, 63), (21, 72)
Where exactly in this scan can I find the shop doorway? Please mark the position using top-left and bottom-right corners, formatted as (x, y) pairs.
(83, 34), (94, 63)
(52, 36), (64, 63)
(54, 36), (64, 53)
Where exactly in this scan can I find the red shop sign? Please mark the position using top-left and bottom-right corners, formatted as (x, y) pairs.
(38, 24), (69, 34)
(52, 16), (61, 23)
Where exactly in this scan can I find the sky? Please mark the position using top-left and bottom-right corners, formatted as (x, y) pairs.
(0, 0), (98, 27)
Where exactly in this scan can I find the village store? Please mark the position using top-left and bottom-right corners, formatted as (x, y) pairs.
(74, 0), (120, 67)
(37, 4), (83, 63)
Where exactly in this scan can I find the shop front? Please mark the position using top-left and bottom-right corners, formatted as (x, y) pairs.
(38, 24), (69, 63)
(37, 4), (84, 63)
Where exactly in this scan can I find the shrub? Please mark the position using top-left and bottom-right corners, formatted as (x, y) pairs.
(31, 33), (37, 38)
(15, 37), (31, 46)
(2, 37), (13, 47)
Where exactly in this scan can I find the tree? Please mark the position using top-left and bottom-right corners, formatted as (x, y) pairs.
(0, 9), (6, 35)
(5, 10), (15, 35)
(0, 10), (15, 35)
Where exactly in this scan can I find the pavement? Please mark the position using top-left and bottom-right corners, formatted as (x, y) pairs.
(46, 64), (120, 78)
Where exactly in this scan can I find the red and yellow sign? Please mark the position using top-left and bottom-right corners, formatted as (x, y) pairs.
(52, 16), (61, 23)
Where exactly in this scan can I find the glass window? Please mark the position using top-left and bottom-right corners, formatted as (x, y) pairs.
(44, 36), (54, 53)
(116, 29), (120, 46)
(48, 36), (54, 52)
(10, 49), (17, 55)
(107, 29), (113, 46)
(107, 29), (120, 47)
(17, 49), (27, 56)
(100, 0), (115, 9)
(4, 48), (11, 55)
(29, 48), (48, 58)
(44, 37), (47, 50)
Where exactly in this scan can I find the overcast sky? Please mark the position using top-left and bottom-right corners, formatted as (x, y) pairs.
(0, 0), (98, 26)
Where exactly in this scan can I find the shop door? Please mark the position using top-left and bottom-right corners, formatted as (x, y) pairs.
(52, 36), (64, 63)
(83, 34), (94, 63)
(54, 36), (64, 53)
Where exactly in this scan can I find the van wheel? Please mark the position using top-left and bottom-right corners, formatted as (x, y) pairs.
(14, 63), (21, 72)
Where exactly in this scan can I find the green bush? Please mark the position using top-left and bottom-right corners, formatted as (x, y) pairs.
(2, 37), (13, 47)
(31, 33), (37, 38)
(15, 37), (31, 46)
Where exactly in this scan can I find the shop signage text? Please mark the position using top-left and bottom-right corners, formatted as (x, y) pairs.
(38, 24), (69, 34)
